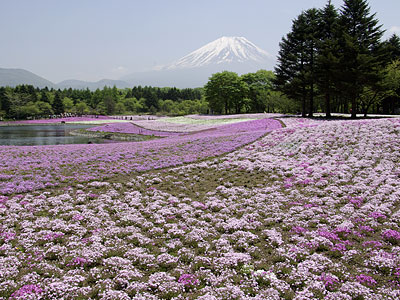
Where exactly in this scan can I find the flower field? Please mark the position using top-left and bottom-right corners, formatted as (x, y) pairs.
(87, 123), (183, 137)
(0, 116), (399, 299)
(0, 118), (280, 195)
(130, 116), (266, 133)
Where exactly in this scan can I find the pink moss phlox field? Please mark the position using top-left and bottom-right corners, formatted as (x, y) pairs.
(87, 122), (183, 137)
(130, 115), (279, 133)
(1, 117), (399, 299)
(130, 119), (220, 133)
(9, 284), (43, 299)
(0, 118), (280, 195)
(187, 113), (284, 120)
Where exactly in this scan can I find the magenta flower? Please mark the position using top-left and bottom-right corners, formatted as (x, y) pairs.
(369, 211), (386, 219)
(0, 231), (16, 242)
(319, 230), (340, 241)
(320, 273), (339, 291)
(178, 274), (200, 288)
(331, 243), (347, 253)
(382, 229), (400, 244)
(43, 232), (64, 241)
(67, 257), (88, 267)
(356, 274), (377, 287)
(10, 284), (43, 298)
(362, 240), (383, 248)
(72, 214), (84, 221)
(0, 195), (8, 204)
(348, 196), (363, 207)
(291, 226), (307, 235)
(359, 225), (374, 233)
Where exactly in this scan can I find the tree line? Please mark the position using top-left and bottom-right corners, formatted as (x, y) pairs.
(2, 0), (399, 120)
(274, 0), (400, 118)
(204, 70), (298, 115)
(0, 69), (295, 121)
(0, 85), (207, 120)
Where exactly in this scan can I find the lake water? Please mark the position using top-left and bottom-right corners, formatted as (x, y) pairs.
(0, 124), (112, 146)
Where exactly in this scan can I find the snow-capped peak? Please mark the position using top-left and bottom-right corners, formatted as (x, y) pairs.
(155, 36), (272, 70)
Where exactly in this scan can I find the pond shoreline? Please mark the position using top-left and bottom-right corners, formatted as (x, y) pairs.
(69, 129), (160, 142)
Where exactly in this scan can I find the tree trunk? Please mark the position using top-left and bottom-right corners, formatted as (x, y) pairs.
(351, 97), (357, 119)
(309, 47), (314, 118)
(302, 85), (307, 117)
(325, 92), (331, 118)
(363, 105), (368, 117)
(302, 94), (306, 117)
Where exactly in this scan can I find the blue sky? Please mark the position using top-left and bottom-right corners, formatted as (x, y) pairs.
(1, 0), (399, 82)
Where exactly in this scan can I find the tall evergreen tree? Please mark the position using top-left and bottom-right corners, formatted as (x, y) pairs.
(303, 8), (320, 117)
(338, 0), (383, 118)
(0, 87), (9, 117)
(40, 90), (50, 103)
(52, 92), (64, 115)
(26, 85), (38, 102)
(274, 9), (320, 117)
(143, 88), (159, 110)
(383, 34), (400, 62)
(315, 1), (340, 118)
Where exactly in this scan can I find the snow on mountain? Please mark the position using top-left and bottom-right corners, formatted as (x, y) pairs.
(155, 36), (273, 70)
(121, 36), (275, 87)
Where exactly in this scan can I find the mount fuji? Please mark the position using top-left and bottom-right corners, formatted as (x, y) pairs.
(155, 36), (273, 70)
(122, 36), (275, 88)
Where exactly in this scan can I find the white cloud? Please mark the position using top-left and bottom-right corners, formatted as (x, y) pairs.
(388, 26), (400, 35)
(111, 66), (128, 74)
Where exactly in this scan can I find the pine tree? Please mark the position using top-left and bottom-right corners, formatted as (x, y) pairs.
(303, 8), (320, 117)
(315, 1), (340, 118)
(338, 0), (383, 118)
(383, 34), (400, 62)
(40, 90), (50, 103)
(143, 88), (159, 111)
(0, 87), (9, 117)
(274, 9), (320, 117)
(52, 92), (64, 115)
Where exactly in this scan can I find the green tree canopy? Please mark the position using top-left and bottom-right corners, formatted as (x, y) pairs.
(241, 70), (275, 112)
(205, 71), (248, 114)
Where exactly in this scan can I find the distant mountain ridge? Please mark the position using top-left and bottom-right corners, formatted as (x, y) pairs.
(57, 79), (131, 90)
(0, 68), (56, 89)
(0, 68), (131, 90)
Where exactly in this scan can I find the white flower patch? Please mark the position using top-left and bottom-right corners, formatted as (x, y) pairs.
(88, 181), (110, 187)
(264, 229), (283, 246)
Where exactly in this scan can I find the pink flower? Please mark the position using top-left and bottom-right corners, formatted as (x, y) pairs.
(320, 273), (339, 291)
(10, 284), (43, 298)
(291, 226), (307, 235)
(178, 274), (200, 288)
(72, 214), (84, 221)
(67, 257), (87, 267)
(382, 229), (400, 244)
(356, 274), (377, 287)
(369, 211), (386, 219)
